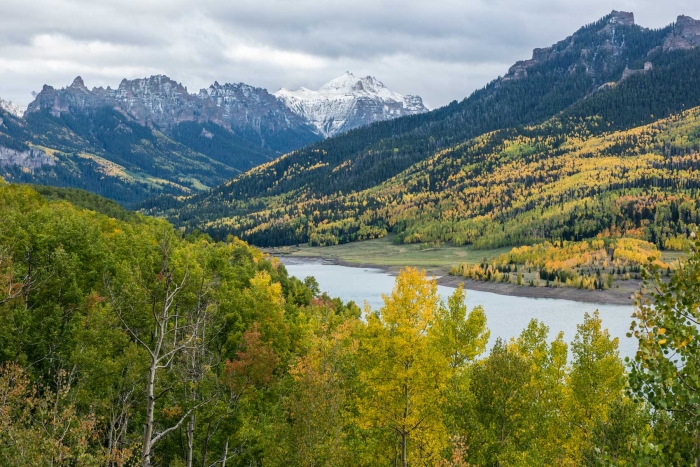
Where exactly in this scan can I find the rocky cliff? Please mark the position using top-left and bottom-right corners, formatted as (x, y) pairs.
(504, 11), (700, 85)
(0, 146), (54, 171)
(664, 15), (700, 51)
(504, 11), (640, 82)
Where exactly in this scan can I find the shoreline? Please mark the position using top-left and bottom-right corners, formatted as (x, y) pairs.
(277, 254), (638, 306)
(437, 276), (637, 306)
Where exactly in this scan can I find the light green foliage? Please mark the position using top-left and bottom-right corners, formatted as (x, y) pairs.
(0, 181), (323, 466)
(466, 314), (649, 466)
(628, 239), (700, 465)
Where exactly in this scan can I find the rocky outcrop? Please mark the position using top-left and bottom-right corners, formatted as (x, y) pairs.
(664, 15), (700, 52)
(197, 81), (313, 136)
(27, 75), (191, 122)
(609, 10), (635, 26)
(505, 47), (553, 80)
(504, 11), (636, 81)
(275, 72), (428, 137)
(620, 62), (654, 81)
(0, 146), (55, 170)
(502, 10), (680, 84)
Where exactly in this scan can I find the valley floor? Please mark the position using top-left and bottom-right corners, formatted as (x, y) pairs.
(266, 236), (676, 305)
(266, 236), (509, 275)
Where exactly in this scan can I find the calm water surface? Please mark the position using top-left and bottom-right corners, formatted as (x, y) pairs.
(281, 258), (638, 360)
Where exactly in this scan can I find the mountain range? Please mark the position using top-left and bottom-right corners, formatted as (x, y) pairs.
(0, 73), (425, 205)
(142, 11), (700, 251)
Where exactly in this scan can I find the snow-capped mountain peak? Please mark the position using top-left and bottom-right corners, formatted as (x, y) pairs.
(0, 98), (25, 118)
(275, 72), (428, 137)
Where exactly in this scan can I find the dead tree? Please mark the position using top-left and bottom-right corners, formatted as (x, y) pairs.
(108, 235), (212, 467)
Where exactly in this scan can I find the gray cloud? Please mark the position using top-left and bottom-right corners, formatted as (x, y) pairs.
(0, 0), (697, 109)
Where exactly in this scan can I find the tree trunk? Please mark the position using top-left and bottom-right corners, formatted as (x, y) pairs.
(222, 439), (229, 467)
(402, 380), (408, 467)
(401, 431), (408, 467)
(186, 413), (195, 467)
(141, 356), (158, 467)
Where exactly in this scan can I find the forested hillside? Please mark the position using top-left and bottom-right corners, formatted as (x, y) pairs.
(0, 106), (248, 206)
(147, 13), (700, 247)
(152, 97), (700, 250)
(1, 179), (699, 465)
(0, 74), (324, 206)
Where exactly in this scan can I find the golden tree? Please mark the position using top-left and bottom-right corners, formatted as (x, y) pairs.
(357, 268), (450, 467)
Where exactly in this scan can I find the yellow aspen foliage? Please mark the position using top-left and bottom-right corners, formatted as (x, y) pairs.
(357, 268), (451, 467)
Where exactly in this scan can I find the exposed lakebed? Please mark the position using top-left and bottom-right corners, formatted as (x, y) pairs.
(280, 257), (638, 360)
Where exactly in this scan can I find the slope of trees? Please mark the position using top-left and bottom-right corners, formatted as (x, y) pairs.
(1, 180), (699, 465)
(169, 121), (274, 171)
(153, 102), (700, 251)
(0, 105), (279, 207)
(0, 106), (244, 206)
(451, 237), (668, 290)
(146, 31), (700, 245)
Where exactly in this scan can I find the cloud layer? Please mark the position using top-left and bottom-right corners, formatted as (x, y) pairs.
(0, 0), (697, 109)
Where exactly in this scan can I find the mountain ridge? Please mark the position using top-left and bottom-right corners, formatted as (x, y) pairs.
(0, 72), (427, 205)
(26, 74), (319, 155)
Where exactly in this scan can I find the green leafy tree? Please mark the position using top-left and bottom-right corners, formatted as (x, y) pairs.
(628, 240), (700, 465)
(432, 285), (489, 432)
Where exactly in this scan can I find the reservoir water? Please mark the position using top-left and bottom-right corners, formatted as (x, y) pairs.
(280, 258), (638, 360)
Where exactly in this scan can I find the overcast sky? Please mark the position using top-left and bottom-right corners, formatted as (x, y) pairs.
(1, 0), (698, 109)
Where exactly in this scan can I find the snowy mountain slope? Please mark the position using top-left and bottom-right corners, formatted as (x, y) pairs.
(0, 98), (25, 118)
(275, 72), (428, 137)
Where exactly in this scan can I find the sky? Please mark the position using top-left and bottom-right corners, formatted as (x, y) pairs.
(1, 0), (698, 110)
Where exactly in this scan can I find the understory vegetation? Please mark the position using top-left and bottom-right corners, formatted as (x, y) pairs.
(1, 181), (700, 466)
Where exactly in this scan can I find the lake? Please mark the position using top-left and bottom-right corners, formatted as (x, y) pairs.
(280, 258), (639, 360)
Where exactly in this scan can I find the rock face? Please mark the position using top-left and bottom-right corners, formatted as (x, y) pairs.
(501, 11), (699, 85)
(0, 98), (24, 118)
(0, 146), (54, 170)
(26, 75), (318, 152)
(621, 62), (654, 81)
(504, 11), (638, 82)
(664, 15), (700, 51)
(26, 73), (428, 143)
(609, 10), (635, 26)
(197, 81), (312, 136)
(275, 72), (428, 137)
